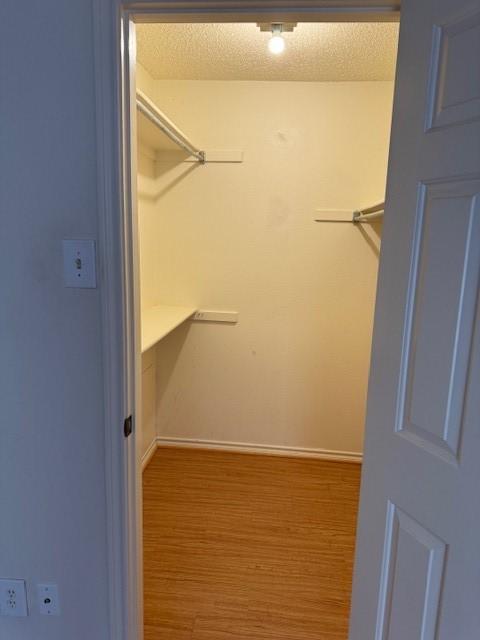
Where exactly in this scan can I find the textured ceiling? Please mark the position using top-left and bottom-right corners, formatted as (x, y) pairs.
(136, 22), (399, 82)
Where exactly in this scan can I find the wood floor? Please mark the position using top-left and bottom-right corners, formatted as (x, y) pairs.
(143, 448), (361, 640)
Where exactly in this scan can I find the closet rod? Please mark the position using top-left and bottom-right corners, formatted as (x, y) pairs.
(136, 90), (205, 163)
(355, 202), (385, 216)
(353, 201), (384, 223)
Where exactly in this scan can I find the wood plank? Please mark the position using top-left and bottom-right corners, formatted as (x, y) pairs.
(143, 448), (361, 640)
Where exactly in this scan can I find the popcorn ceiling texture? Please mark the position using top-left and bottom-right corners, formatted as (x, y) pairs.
(136, 22), (399, 82)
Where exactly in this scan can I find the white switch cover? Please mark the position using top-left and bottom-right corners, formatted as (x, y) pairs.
(37, 584), (60, 616)
(0, 579), (28, 617)
(63, 239), (97, 288)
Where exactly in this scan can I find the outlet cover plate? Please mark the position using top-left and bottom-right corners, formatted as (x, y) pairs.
(0, 579), (28, 617)
(38, 583), (60, 616)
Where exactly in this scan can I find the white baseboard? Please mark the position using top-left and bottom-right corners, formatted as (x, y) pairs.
(154, 436), (362, 464)
(142, 437), (159, 470)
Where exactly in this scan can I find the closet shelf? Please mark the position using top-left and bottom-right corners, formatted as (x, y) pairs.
(141, 305), (197, 353)
(136, 89), (205, 162)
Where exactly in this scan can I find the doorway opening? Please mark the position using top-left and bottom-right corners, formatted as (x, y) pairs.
(126, 16), (399, 640)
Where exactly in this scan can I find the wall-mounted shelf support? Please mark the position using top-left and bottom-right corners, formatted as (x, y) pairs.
(192, 310), (239, 323)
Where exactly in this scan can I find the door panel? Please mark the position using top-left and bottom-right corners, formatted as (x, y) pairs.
(377, 504), (446, 640)
(426, 8), (480, 131)
(399, 179), (480, 463)
(349, 0), (480, 638)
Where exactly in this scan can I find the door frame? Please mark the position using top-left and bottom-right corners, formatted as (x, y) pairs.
(92, 2), (401, 639)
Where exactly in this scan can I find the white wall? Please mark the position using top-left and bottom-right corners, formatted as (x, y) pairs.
(141, 349), (157, 460)
(136, 74), (393, 456)
(0, 2), (110, 639)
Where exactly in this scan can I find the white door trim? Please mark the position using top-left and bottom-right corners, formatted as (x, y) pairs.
(93, 3), (140, 639)
(92, 2), (400, 639)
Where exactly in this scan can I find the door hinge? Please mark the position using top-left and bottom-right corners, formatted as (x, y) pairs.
(124, 415), (133, 438)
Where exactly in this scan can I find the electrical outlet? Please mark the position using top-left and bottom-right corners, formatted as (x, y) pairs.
(37, 584), (60, 616)
(0, 579), (28, 617)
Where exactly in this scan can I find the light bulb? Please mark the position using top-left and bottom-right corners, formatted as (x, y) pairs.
(268, 25), (285, 55)
(268, 34), (285, 54)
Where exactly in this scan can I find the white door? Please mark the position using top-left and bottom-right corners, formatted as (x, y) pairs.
(350, 0), (480, 638)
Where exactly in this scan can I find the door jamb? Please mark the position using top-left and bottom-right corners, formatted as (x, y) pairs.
(92, 2), (400, 639)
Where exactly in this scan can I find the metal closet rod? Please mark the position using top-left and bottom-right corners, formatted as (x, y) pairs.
(136, 91), (205, 163)
(353, 202), (385, 223)
(315, 201), (385, 224)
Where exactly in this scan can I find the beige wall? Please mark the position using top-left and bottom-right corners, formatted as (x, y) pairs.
(137, 150), (160, 459)
(137, 69), (393, 456)
(137, 149), (161, 312)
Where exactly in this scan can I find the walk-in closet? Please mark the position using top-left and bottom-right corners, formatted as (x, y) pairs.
(132, 21), (398, 639)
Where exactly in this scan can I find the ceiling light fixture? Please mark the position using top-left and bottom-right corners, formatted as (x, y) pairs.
(268, 24), (285, 55)
(257, 23), (296, 55)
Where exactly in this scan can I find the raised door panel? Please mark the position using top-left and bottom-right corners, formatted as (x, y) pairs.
(426, 7), (480, 131)
(377, 504), (446, 640)
(396, 179), (480, 463)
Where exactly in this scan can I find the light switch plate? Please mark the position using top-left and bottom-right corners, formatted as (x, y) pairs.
(0, 579), (28, 617)
(63, 239), (97, 288)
